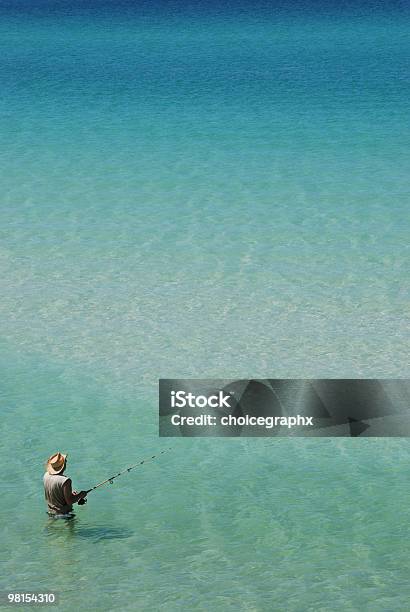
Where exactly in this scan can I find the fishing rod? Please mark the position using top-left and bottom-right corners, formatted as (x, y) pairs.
(77, 448), (171, 505)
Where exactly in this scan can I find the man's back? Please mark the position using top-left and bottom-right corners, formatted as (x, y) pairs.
(43, 472), (72, 515)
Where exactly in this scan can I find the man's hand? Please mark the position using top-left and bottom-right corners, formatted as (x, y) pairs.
(63, 480), (88, 505)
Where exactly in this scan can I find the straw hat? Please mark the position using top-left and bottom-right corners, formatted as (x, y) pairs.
(46, 452), (67, 475)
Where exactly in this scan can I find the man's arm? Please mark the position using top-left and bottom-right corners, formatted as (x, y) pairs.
(63, 479), (87, 505)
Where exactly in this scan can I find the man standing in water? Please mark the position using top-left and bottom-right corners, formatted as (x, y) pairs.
(44, 452), (87, 517)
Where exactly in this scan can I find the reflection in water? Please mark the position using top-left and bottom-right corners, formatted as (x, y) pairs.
(44, 518), (133, 542)
(74, 526), (133, 541)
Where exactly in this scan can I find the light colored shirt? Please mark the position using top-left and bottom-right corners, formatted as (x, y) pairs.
(43, 472), (72, 515)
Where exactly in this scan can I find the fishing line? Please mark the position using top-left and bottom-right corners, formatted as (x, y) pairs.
(78, 448), (171, 504)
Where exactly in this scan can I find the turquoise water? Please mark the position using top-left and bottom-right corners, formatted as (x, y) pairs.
(1, 3), (409, 610)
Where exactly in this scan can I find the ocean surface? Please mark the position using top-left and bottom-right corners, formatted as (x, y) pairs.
(0, 1), (409, 610)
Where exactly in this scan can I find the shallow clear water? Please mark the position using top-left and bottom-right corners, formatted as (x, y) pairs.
(0, 2), (409, 610)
